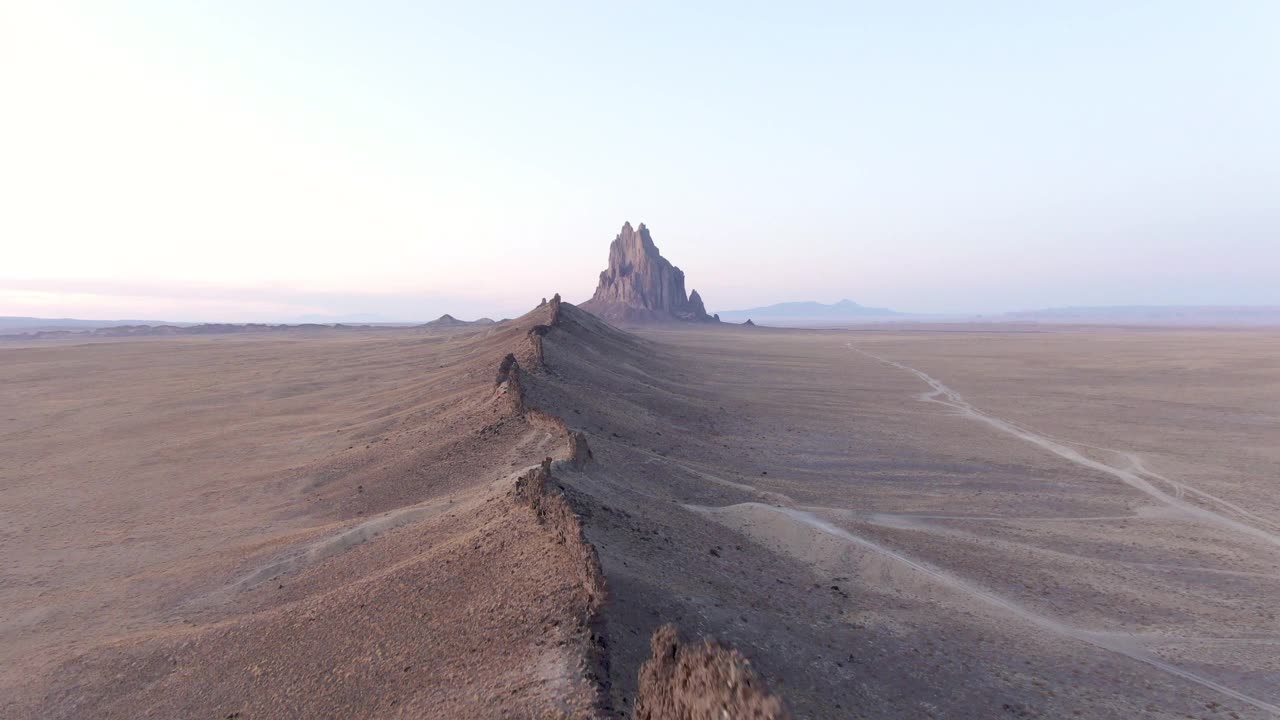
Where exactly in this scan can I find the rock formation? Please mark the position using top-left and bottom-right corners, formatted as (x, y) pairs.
(494, 353), (526, 413)
(580, 222), (718, 324)
(634, 624), (789, 719)
(422, 314), (496, 329)
(567, 431), (593, 469)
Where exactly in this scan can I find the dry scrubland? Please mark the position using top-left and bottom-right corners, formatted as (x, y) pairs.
(2, 313), (1277, 718)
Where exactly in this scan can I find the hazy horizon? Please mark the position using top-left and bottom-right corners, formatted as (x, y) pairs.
(4, 2), (1278, 322)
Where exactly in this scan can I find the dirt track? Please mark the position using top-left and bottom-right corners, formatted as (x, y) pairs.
(855, 346), (1280, 547)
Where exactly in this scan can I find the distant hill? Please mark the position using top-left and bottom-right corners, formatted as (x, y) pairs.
(0, 312), (512, 341)
(0, 316), (187, 334)
(294, 313), (403, 324)
(0, 319), (458, 341)
(419, 314), (497, 329)
(715, 299), (904, 326)
(1000, 305), (1280, 326)
(0, 323), (388, 341)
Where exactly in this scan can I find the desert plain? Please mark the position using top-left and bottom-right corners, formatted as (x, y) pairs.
(2, 309), (1278, 718)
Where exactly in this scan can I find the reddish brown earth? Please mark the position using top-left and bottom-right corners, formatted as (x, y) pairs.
(3, 301), (613, 718)
(3, 304), (1277, 718)
(634, 625), (787, 719)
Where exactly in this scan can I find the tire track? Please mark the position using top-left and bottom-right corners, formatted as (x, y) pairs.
(689, 502), (1280, 716)
(851, 346), (1280, 548)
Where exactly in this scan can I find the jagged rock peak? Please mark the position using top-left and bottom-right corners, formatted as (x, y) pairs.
(547, 293), (563, 325)
(581, 222), (718, 324)
(688, 289), (708, 318)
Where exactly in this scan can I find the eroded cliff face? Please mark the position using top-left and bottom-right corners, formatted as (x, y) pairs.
(581, 222), (717, 324)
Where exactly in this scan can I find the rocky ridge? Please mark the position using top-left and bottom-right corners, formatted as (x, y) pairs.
(15, 291), (786, 719)
(498, 295), (786, 717)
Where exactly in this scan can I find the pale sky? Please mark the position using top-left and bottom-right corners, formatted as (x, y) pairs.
(2, 1), (1277, 322)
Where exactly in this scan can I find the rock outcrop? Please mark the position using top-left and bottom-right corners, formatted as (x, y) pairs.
(511, 459), (607, 610)
(633, 625), (789, 719)
(580, 223), (718, 324)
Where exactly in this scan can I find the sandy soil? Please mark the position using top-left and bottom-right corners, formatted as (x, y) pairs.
(600, 323), (1279, 718)
(2, 313), (1276, 718)
(2, 314), (605, 718)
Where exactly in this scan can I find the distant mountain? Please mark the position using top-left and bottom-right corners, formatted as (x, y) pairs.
(1000, 305), (1280, 325)
(0, 323), (370, 341)
(419, 314), (497, 329)
(294, 313), (401, 324)
(0, 316), (189, 334)
(1, 313), (508, 340)
(715, 299), (904, 326)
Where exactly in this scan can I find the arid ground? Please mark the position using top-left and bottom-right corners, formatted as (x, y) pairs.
(2, 311), (1277, 718)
